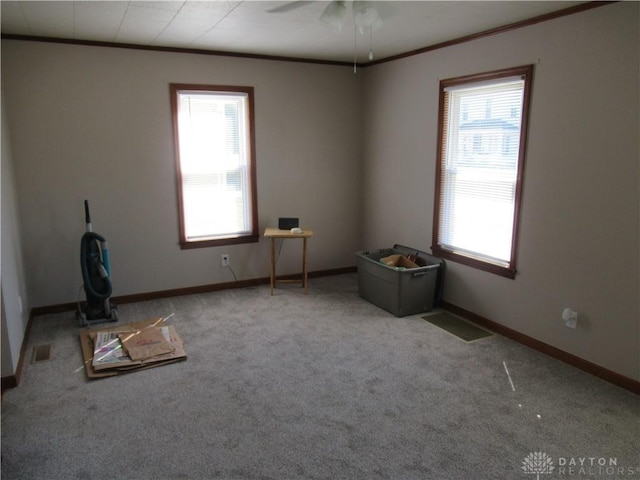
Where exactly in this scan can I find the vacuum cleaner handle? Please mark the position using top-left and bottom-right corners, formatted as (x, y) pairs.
(84, 199), (93, 232)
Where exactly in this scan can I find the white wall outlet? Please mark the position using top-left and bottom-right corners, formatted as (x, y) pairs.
(562, 308), (578, 329)
(221, 254), (230, 267)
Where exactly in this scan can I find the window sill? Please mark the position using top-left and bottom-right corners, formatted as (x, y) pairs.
(180, 234), (260, 250)
(431, 245), (516, 279)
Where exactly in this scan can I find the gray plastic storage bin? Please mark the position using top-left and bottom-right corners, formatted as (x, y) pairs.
(356, 244), (445, 317)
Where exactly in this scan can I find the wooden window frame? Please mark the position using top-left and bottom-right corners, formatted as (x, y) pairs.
(431, 65), (534, 279)
(170, 83), (259, 249)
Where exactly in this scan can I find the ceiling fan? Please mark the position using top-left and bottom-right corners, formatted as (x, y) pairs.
(268, 1), (393, 65)
(268, 1), (387, 34)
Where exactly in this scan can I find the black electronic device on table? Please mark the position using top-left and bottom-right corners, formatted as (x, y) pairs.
(278, 217), (299, 230)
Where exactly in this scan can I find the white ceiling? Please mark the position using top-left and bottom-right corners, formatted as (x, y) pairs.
(1, 1), (588, 64)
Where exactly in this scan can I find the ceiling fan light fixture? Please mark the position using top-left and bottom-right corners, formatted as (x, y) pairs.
(354, 6), (380, 28)
(357, 17), (382, 36)
(320, 1), (348, 32)
(354, 1), (383, 35)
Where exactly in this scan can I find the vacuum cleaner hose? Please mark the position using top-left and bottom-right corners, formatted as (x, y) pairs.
(80, 231), (112, 300)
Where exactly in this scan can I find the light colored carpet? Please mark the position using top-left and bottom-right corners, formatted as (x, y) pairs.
(2, 274), (639, 479)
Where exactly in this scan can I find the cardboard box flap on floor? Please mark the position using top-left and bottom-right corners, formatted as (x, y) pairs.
(118, 327), (176, 361)
(79, 317), (187, 379)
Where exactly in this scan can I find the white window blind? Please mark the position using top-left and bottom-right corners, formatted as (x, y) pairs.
(175, 91), (252, 241)
(437, 77), (525, 267)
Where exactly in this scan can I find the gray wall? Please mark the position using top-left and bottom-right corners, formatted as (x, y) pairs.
(2, 43), (363, 309)
(2, 2), (638, 382)
(361, 2), (639, 380)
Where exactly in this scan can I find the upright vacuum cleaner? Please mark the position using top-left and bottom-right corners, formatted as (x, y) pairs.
(77, 200), (118, 326)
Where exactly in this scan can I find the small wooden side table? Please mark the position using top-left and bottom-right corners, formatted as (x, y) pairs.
(264, 227), (314, 295)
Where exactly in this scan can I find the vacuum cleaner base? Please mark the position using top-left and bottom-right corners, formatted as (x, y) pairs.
(77, 302), (119, 327)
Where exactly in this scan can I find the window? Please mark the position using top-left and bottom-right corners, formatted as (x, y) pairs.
(170, 84), (258, 249)
(432, 65), (533, 278)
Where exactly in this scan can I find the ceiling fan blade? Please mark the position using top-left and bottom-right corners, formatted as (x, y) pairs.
(267, 1), (315, 14)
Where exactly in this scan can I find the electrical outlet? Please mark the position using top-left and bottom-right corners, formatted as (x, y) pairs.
(221, 254), (230, 267)
(562, 308), (578, 329)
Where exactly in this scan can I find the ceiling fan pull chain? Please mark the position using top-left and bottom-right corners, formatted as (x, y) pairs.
(353, 23), (357, 74)
(369, 25), (374, 61)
